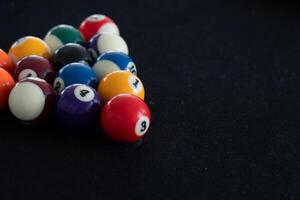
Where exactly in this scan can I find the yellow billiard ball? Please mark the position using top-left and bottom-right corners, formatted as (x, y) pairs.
(8, 36), (51, 63)
(98, 71), (145, 102)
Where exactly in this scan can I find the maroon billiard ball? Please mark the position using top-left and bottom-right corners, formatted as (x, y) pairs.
(14, 55), (55, 83)
(8, 77), (56, 124)
(101, 94), (151, 143)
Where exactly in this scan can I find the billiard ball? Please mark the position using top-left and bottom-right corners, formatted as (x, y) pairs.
(8, 77), (56, 124)
(8, 36), (51, 63)
(53, 62), (98, 93)
(98, 71), (144, 102)
(88, 33), (128, 59)
(52, 43), (93, 69)
(79, 14), (120, 41)
(55, 84), (101, 128)
(93, 52), (137, 80)
(0, 49), (14, 73)
(44, 24), (85, 54)
(14, 55), (55, 83)
(101, 94), (151, 143)
(0, 68), (15, 111)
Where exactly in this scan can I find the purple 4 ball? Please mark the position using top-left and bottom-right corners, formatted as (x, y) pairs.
(55, 84), (101, 128)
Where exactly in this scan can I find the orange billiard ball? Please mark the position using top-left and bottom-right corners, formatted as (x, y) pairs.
(0, 68), (15, 110)
(98, 71), (145, 102)
(0, 49), (14, 73)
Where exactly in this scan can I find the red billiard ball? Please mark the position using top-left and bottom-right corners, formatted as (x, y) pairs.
(8, 77), (56, 124)
(14, 55), (55, 83)
(79, 14), (120, 41)
(101, 94), (151, 143)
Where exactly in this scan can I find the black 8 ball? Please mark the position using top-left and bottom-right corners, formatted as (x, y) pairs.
(52, 43), (93, 69)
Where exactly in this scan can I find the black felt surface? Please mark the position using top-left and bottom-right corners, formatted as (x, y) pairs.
(0, 0), (300, 199)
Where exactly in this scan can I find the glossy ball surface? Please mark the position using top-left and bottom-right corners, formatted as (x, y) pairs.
(8, 77), (56, 123)
(53, 62), (98, 93)
(98, 71), (144, 102)
(52, 43), (93, 69)
(55, 84), (101, 128)
(44, 24), (85, 54)
(79, 14), (119, 41)
(0, 68), (15, 110)
(14, 55), (55, 83)
(88, 33), (128, 59)
(8, 36), (51, 63)
(101, 94), (151, 143)
(0, 49), (14, 73)
(93, 52), (137, 80)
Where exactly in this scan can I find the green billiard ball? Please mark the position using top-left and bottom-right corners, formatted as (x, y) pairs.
(44, 24), (85, 54)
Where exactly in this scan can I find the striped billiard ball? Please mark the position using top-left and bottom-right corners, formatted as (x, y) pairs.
(44, 24), (85, 54)
(93, 52), (137, 81)
(88, 33), (128, 59)
(8, 36), (51, 64)
(14, 55), (55, 83)
(79, 14), (120, 41)
(8, 77), (56, 124)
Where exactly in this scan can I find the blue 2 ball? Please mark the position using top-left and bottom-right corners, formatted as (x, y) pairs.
(53, 62), (99, 93)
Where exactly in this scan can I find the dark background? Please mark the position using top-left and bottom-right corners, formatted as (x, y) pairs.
(0, 0), (300, 199)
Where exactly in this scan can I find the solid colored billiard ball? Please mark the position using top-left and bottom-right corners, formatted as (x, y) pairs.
(53, 62), (98, 93)
(52, 43), (93, 69)
(101, 94), (151, 143)
(0, 68), (15, 111)
(79, 14), (120, 41)
(55, 84), (101, 128)
(0, 49), (14, 73)
(14, 55), (55, 83)
(88, 33), (128, 59)
(8, 77), (56, 124)
(93, 52), (137, 80)
(98, 71), (144, 102)
(44, 24), (85, 54)
(8, 36), (51, 64)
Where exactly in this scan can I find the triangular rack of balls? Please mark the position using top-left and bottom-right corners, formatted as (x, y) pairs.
(0, 14), (151, 143)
